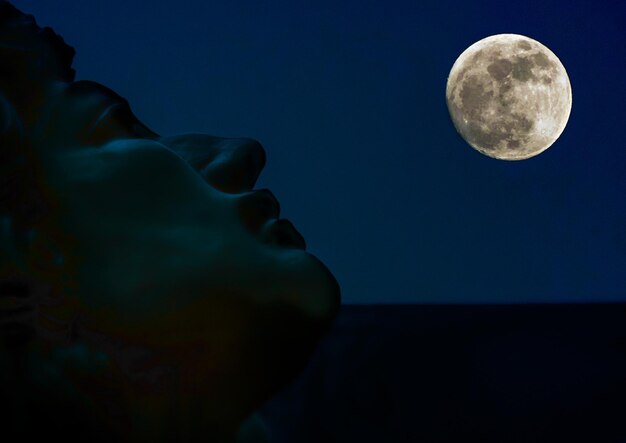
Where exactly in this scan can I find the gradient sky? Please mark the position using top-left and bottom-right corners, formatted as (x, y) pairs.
(13, 0), (625, 304)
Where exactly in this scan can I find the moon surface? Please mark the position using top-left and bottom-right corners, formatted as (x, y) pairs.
(446, 34), (572, 160)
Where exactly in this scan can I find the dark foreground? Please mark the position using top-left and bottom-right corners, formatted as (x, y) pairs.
(259, 304), (626, 443)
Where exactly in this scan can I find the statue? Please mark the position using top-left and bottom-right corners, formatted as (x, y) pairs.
(0, 2), (340, 441)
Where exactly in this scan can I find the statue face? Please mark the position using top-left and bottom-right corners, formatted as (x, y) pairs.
(23, 79), (339, 404)
(0, 3), (338, 435)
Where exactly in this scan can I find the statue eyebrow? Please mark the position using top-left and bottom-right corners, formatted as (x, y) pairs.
(66, 80), (129, 106)
(65, 80), (158, 139)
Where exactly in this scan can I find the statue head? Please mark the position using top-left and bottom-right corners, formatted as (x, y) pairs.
(0, 1), (340, 439)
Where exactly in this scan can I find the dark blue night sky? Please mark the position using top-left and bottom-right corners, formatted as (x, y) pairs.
(14, 0), (625, 303)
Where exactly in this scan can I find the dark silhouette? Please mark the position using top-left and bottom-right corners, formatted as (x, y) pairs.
(0, 2), (339, 441)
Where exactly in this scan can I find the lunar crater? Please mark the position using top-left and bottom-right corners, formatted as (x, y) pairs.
(531, 52), (552, 69)
(511, 56), (537, 82)
(487, 58), (513, 81)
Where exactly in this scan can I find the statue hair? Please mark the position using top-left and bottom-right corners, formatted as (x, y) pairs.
(0, 6), (89, 436)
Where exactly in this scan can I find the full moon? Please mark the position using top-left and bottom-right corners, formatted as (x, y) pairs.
(446, 34), (572, 160)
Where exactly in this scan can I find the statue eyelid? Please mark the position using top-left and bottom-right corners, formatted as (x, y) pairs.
(84, 102), (134, 140)
(89, 103), (117, 130)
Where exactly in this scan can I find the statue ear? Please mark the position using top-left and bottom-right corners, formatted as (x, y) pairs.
(0, 216), (64, 284)
(0, 90), (58, 277)
(0, 86), (25, 149)
(0, 90), (34, 230)
(0, 218), (77, 345)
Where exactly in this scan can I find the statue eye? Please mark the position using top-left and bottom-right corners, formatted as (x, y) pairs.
(81, 103), (132, 145)
(83, 102), (157, 145)
(92, 103), (128, 128)
(65, 80), (148, 144)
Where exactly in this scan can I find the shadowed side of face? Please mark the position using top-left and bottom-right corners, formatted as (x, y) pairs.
(0, 1), (340, 435)
(32, 78), (340, 324)
(40, 80), (339, 413)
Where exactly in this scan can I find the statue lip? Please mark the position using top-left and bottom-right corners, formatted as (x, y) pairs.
(261, 218), (307, 250)
(237, 189), (305, 249)
(237, 189), (280, 233)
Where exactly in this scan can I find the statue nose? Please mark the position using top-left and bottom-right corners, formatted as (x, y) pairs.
(201, 138), (267, 194)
